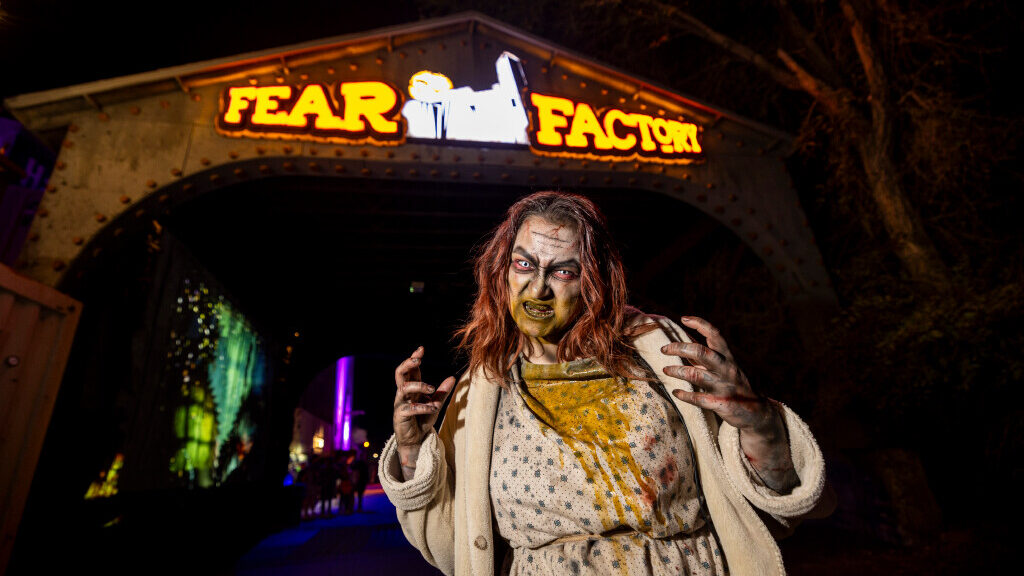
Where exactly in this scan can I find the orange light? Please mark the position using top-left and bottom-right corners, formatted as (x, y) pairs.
(217, 81), (403, 145)
(363, 441), (370, 448)
(528, 92), (702, 164)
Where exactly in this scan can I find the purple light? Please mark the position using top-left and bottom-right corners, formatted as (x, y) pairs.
(334, 356), (354, 451)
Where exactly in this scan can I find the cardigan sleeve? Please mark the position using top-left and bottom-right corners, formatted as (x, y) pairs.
(378, 372), (470, 576)
(637, 313), (832, 530)
(716, 399), (828, 526)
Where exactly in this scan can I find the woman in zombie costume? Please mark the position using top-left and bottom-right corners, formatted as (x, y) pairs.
(379, 191), (832, 576)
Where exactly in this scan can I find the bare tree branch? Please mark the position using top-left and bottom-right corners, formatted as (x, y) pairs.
(842, 0), (889, 113)
(776, 0), (844, 88)
(634, 0), (802, 91)
(776, 49), (862, 127)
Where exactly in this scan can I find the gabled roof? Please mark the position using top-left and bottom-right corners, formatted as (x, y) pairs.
(4, 11), (791, 142)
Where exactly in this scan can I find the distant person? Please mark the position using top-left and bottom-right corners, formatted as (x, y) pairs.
(337, 451), (356, 515)
(318, 454), (338, 517)
(297, 462), (319, 520)
(349, 453), (370, 512)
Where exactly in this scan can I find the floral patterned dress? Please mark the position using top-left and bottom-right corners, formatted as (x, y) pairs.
(490, 357), (728, 575)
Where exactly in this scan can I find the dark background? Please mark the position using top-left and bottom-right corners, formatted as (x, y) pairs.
(3, 1), (1021, 574)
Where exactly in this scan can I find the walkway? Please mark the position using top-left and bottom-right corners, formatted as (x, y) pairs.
(233, 485), (441, 576)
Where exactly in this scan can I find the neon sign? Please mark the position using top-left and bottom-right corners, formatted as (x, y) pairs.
(402, 52), (530, 145)
(217, 82), (403, 145)
(529, 93), (702, 162)
(215, 53), (703, 163)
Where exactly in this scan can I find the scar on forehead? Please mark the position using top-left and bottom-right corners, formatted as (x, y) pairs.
(531, 230), (571, 245)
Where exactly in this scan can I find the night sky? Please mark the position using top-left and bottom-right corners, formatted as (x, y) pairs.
(0, 0), (421, 104)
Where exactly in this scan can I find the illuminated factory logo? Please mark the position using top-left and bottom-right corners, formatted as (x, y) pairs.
(402, 52), (530, 145)
(216, 52), (702, 163)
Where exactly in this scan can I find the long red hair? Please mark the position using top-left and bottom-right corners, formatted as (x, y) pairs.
(455, 191), (653, 385)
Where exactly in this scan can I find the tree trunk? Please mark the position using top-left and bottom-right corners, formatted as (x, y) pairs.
(856, 128), (952, 293)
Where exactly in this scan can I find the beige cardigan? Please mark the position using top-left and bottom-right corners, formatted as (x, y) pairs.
(379, 315), (827, 575)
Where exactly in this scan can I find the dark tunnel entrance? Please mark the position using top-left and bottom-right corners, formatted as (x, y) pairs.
(10, 176), (807, 573)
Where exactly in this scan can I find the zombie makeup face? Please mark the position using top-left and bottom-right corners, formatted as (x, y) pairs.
(507, 215), (583, 351)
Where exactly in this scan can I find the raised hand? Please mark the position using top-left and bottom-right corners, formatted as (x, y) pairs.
(661, 316), (799, 493)
(392, 346), (456, 481)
